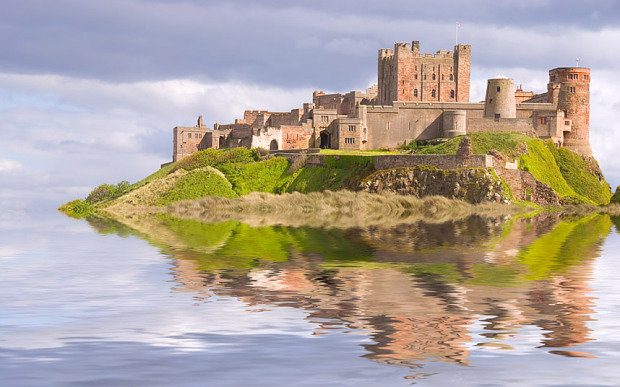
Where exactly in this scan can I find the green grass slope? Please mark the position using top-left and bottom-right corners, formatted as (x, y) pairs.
(157, 168), (237, 205)
(217, 157), (290, 195)
(611, 186), (620, 204)
(419, 132), (611, 205)
(282, 155), (375, 193)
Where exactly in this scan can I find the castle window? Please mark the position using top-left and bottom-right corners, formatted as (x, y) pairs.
(348, 125), (356, 132)
(497, 86), (500, 92)
(424, 74), (427, 80)
(188, 133), (192, 139)
(494, 114), (501, 120)
(431, 89), (436, 98)
(442, 74), (445, 80)
(570, 86), (576, 93)
(345, 138), (356, 144)
(565, 120), (570, 125)
(414, 89), (418, 97)
(415, 65), (417, 71)
(540, 117), (547, 125)
(321, 115), (329, 122)
(450, 74), (454, 81)
(432, 73), (436, 80)
(450, 90), (455, 98)
(414, 74), (418, 79)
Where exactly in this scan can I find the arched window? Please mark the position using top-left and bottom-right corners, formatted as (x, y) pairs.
(450, 90), (455, 98)
(414, 89), (418, 97)
(431, 89), (436, 98)
(432, 73), (436, 80)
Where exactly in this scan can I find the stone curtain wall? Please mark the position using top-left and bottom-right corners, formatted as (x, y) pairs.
(374, 154), (492, 170)
(466, 117), (535, 134)
(275, 153), (493, 170)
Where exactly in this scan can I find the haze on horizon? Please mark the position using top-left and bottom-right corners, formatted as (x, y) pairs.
(1, 0), (620, 210)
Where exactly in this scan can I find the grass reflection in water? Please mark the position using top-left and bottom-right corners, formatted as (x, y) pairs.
(86, 210), (612, 372)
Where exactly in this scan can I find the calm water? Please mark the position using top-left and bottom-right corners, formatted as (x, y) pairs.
(1, 210), (620, 386)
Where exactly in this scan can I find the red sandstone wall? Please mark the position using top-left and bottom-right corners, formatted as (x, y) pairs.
(281, 126), (313, 150)
(454, 44), (470, 102)
(549, 67), (591, 156)
(243, 110), (269, 126)
(266, 110), (303, 127)
(172, 127), (212, 161)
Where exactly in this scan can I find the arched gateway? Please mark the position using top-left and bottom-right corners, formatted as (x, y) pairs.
(319, 131), (330, 149)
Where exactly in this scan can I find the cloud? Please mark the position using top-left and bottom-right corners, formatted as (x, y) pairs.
(0, 159), (23, 174)
(1, 1), (620, 90)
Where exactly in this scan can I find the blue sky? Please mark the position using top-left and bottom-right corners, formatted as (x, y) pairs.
(1, 0), (620, 209)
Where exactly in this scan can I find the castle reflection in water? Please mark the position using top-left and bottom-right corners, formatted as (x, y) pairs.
(87, 211), (615, 370)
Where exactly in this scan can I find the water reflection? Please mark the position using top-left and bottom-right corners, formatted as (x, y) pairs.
(88, 212), (612, 373)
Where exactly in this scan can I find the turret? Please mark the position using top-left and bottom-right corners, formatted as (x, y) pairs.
(454, 44), (471, 102)
(548, 67), (591, 157)
(484, 77), (516, 119)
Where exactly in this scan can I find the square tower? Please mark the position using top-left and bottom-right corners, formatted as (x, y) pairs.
(377, 41), (471, 105)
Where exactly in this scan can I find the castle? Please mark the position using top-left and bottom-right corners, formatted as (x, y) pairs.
(172, 40), (592, 161)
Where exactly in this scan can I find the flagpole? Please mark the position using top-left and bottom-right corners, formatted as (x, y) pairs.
(455, 22), (460, 46)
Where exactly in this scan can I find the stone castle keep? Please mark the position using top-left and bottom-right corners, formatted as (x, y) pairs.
(172, 40), (592, 161)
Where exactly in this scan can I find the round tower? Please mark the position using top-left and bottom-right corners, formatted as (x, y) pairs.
(548, 67), (591, 157)
(443, 110), (467, 138)
(483, 77), (516, 119)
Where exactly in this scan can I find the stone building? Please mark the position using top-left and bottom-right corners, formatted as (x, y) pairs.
(171, 40), (592, 162)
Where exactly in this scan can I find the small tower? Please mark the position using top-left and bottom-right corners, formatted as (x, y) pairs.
(454, 43), (471, 102)
(484, 77), (516, 119)
(548, 67), (591, 157)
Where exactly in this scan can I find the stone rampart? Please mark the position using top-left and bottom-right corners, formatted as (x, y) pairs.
(467, 117), (534, 134)
(275, 152), (493, 170)
(374, 154), (493, 170)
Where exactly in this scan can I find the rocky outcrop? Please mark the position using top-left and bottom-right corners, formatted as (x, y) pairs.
(359, 167), (509, 204)
(493, 163), (560, 207)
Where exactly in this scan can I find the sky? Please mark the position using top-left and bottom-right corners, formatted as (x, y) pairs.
(1, 0), (620, 210)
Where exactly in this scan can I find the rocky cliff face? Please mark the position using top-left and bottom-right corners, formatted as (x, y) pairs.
(359, 167), (510, 204)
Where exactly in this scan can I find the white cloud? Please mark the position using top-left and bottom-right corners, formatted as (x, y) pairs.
(0, 159), (22, 174)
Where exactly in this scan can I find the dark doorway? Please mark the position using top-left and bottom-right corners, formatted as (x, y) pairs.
(269, 139), (279, 151)
(219, 136), (225, 148)
(319, 131), (330, 149)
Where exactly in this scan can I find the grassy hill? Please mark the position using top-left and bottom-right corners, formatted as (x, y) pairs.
(416, 132), (611, 205)
(59, 133), (613, 218)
